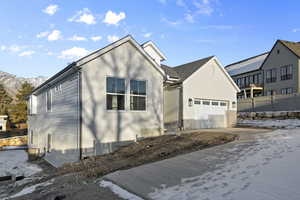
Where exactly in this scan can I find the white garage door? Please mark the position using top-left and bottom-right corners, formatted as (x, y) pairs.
(193, 99), (228, 128)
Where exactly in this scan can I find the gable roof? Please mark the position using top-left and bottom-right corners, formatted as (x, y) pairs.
(278, 40), (300, 58)
(225, 52), (269, 76)
(141, 41), (167, 61)
(162, 56), (213, 82)
(32, 35), (165, 94)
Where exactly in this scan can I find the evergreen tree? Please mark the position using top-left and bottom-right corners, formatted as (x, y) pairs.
(10, 82), (34, 123)
(0, 83), (12, 115)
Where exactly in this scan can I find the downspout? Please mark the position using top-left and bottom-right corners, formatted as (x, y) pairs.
(78, 70), (83, 160)
(179, 84), (184, 130)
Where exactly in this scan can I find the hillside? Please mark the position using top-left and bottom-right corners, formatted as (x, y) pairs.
(0, 70), (47, 98)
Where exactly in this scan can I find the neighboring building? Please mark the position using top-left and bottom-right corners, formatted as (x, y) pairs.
(27, 35), (166, 167)
(226, 40), (300, 98)
(0, 115), (8, 132)
(162, 56), (240, 131)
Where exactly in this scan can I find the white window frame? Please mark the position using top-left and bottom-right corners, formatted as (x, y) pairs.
(106, 77), (126, 111)
(129, 79), (147, 112)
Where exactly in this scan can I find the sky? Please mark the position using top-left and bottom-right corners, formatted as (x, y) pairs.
(0, 0), (300, 78)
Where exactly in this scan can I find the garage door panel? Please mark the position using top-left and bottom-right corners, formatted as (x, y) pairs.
(193, 99), (228, 128)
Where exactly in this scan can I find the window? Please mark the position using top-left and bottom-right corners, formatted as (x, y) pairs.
(54, 84), (62, 93)
(281, 88), (293, 95)
(130, 80), (146, 111)
(106, 77), (125, 110)
(30, 130), (34, 144)
(220, 102), (227, 107)
(277, 49), (280, 54)
(46, 90), (52, 112)
(253, 74), (260, 85)
(28, 95), (37, 115)
(232, 101), (236, 109)
(280, 65), (293, 80)
(212, 101), (219, 106)
(203, 101), (210, 105)
(266, 69), (277, 83)
(194, 100), (201, 105)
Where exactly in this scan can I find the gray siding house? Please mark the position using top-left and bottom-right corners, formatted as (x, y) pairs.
(162, 56), (240, 131)
(226, 40), (300, 98)
(28, 35), (166, 167)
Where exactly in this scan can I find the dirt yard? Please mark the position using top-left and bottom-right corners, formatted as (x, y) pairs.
(3, 131), (237, 200)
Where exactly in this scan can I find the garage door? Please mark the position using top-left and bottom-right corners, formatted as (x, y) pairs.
(193, 99), (228, 128)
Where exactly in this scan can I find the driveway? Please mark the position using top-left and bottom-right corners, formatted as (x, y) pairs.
(103, 127), (300, 200)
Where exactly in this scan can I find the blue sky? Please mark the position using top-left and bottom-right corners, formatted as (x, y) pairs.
(0, 0), (300, 78)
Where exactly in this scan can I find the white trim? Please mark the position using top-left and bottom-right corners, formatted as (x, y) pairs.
(141, 41), (167, 61)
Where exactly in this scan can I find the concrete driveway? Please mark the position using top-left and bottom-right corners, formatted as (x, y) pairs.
(103, 127), (300, 200)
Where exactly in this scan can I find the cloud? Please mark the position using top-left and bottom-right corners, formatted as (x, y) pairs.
(68, 8), (96, 25)
(59, 47), (89, 60)
(161, 17), (182, 26)
(8, 45), (22, 52)
(184, 13), (195, 23)
(19, 50), (35, 57)
(43, 5), (58, 16)
(0, 45), (6, 51)
(194, 0), (214, 15)
(36, 31), (49, 38)
(143, 33), (152, 38)
(176, 0), (186, 7)
(103, 10), (126, 26)
(91, 36), (102, 42)
(292, 28), (300, 33)
(68, 35), (87, 41)
(107, 35), (119, 43)
(48, 30), (62, 41)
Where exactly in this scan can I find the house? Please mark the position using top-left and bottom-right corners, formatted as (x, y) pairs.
(226, 40), (300, 98)
(162, 56), (240, 131)
(0, 115), (8, 132)
(27, 35), (166, 167)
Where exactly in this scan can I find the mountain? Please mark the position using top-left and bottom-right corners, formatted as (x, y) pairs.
(0, 70), (48, 98)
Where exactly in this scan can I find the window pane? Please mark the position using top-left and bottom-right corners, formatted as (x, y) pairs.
(130, 96), (146, 110)
(106, 77), (115, 93)
(116, 78), (125, 94)
(212, 101), (219, 106)
(46, 90), (51, 111)
(139, 81), (146, 95)
(203, 101), (210, 105)
(107, 94), (125, 110)
(130, 80), (138, 94)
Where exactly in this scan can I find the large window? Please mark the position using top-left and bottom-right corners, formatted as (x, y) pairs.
(130, 80), (146, 111)
(266, 69), (277, 83)
(280, 65), (293, 80)
(46, 90), (52, 112)
(106, 77), (125, 110)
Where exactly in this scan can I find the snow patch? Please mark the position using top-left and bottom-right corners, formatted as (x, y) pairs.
(100, 180), (144, 200)
(0, 150), (41, 177)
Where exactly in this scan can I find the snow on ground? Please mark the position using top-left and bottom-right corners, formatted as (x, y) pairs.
(148, 128), (300, 200)
(3, 179), (53, 200)
(100, 180), (144, 200)
(238, 118), (300, 129)
(0, 150), (41, 177)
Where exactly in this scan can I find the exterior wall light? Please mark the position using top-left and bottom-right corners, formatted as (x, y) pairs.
(188, 98), (193, 107)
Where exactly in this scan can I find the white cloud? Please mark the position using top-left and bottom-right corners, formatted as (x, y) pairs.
(143, 33), (152, 38)
(48, 30), (62, 41)
(161, 17), (181, 26)
(292, 28), (300, 33)
(0, 45), (6, 51)
(91, 36), (102, 42)
(68, 8), (96, 25)
(36, 31), (49, 38)
(176, 0), (186, 7)
(47, 51), (54, 56)
(68, 35), (87, 41)
(184, 13), (195, 23)
(43, 5), (58, 16)
(103, 11), (126, 26)
(8, 45), (22, 52)
(194, 0), (214, 15)
(19, 50), (35, 57)
(107, 35), (119, 43)
(59, 47), (89, 60)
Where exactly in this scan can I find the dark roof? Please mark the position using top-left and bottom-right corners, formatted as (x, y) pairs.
(279, 40), (300, 58)
(171, 56), (214, 81)
(161, 64), (179, 79)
